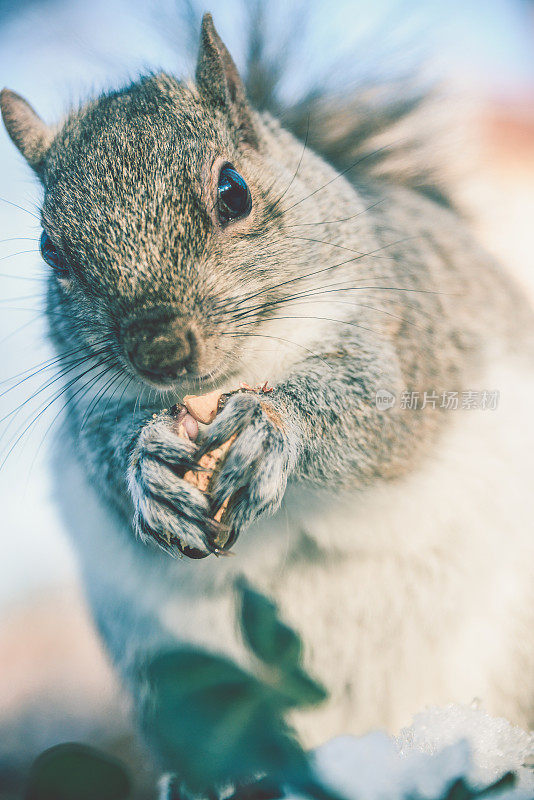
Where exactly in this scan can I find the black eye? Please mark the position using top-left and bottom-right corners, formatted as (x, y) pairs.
(40, 231), (68, 277)
(217, 164), (252, 223)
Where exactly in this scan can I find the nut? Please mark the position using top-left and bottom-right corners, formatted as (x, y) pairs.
(182, 390), (222, 424)
(171, 382), (273, 540)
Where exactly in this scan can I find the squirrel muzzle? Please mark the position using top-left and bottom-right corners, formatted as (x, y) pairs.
(123, 314), (200, 384)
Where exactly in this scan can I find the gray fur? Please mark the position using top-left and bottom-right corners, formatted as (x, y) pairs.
(2, 8), (534, 787)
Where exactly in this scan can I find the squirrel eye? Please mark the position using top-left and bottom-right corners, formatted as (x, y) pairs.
(40, 231), (68, 277)
(217, 164), (252, 223)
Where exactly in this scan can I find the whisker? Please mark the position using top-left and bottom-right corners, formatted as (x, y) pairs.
(2, 352), (114, 432)
(211, 344), (246, 380)
(344, 301), (430, 329)
(0, 314), (43, 347)
(286, 199), (385, 227)
(234, 298), (428, 332)
(0, 249), (39, 263)
(0, 348), (77, 388)
(80, 367), (123, 431)
(226, 275), (452, 323)
(0, 358), (115, 468)
(0, 273), (44, 281)
(0, 237), (39, 246)
(282, 141), (400, 216)
(269, 115), (310, 213)
(240, 281), (455, 319)
(223, 278), (416, 321)
(0, 293), (42, 303)
(0, 338), (110, 393)
(114, 376), (134, 422)
(0, 306), (44, 313)
(132, 385), (145, 420)
(0, 350), (78, 392)
(234, 315), (380, 337)
(0, 195), (40, 221)
(0, 347), (111, 424)
(97, 373), (130, 428)
(30, 364), (122, 474)
(226, 237), (421, 313)
(285, 234), (419, 260)
(219, 331), (333, 368)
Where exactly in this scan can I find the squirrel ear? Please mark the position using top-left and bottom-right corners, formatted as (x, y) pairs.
(196, 13), (259, 149)
(0, 89), (53, 172)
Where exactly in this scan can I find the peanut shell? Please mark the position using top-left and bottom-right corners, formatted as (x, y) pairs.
(183, 390), (222, 424)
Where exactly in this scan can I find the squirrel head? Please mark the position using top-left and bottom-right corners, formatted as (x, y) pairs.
(0, 14), (326, 390)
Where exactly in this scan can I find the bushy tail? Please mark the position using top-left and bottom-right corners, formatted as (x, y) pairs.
(165, 0), (459, 207)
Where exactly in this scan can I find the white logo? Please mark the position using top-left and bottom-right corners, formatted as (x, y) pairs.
(375, 389), (396, 411)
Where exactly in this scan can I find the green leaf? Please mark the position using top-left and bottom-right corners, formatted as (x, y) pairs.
(145, 648), (308, 793)
(441, 770), (517, 800)
(25, 743), (131, 800)
(238, 580), (327, 711)
(239, 581), (303, 669)
(275, 668), (329, 709)
(477, 771), (516, 797)
(444, 778), (473, 800)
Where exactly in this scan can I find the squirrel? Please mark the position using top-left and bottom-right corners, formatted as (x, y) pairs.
(2, 9), (534, 787)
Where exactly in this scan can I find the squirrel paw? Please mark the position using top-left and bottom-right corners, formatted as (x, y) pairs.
(196, 392), (295, 545)
(128, 414), (218, 558)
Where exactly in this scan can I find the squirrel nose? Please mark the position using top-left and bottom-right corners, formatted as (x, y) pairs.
(124, 315), (198, 382)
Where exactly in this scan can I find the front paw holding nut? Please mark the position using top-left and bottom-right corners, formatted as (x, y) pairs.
(194, 390), (297, 548)
(128, 385), (297, 559)
(127, 412), (218, 558)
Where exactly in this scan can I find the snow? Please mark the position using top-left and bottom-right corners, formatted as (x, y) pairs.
(299, 705), (534, 800)
(397, 704), (534, 790)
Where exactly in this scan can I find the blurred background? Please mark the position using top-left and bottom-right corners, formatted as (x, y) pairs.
(0, 0), (533, 796)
